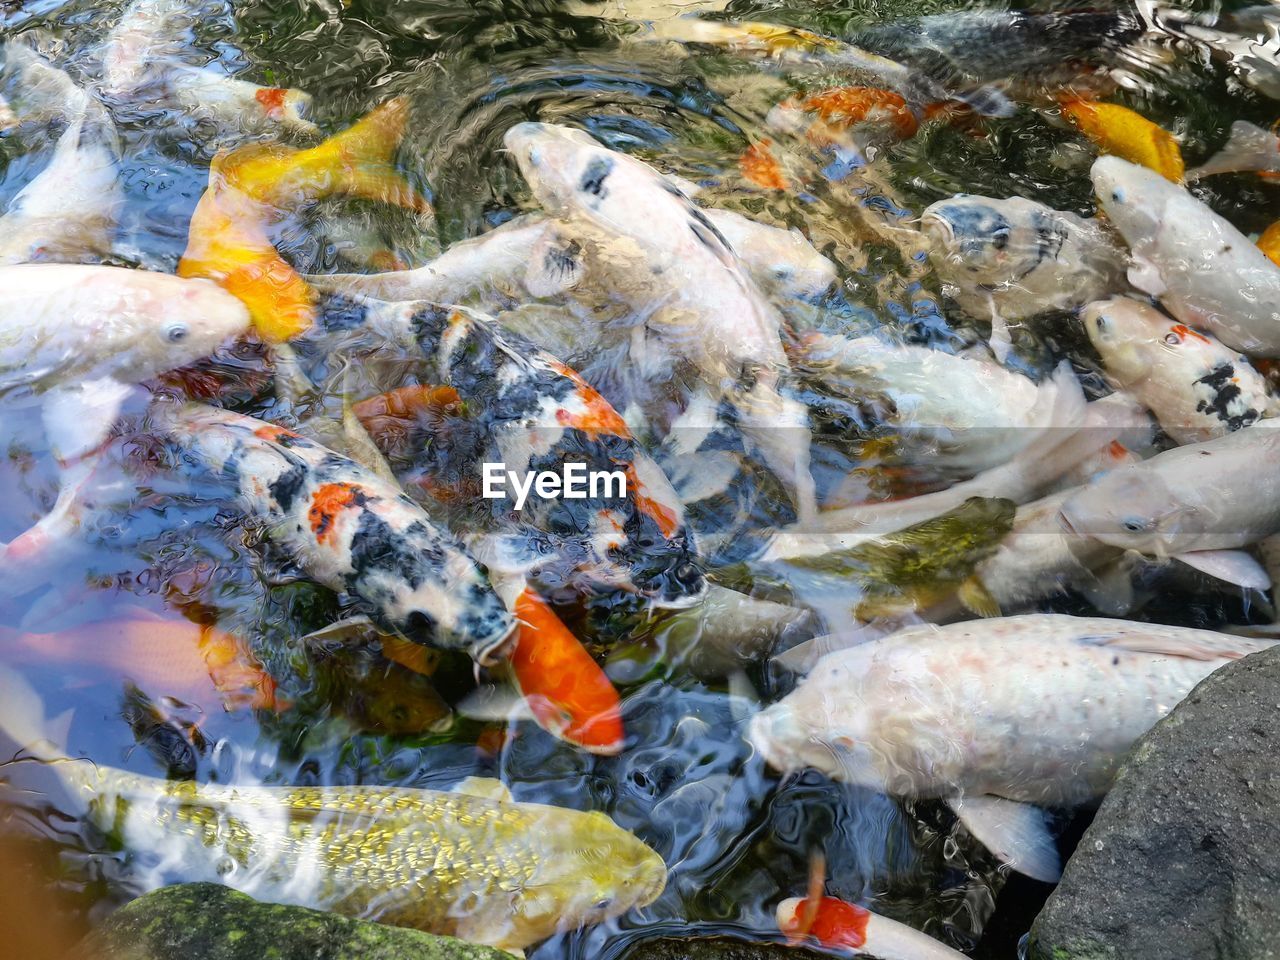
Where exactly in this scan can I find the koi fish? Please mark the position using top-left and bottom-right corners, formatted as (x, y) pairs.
(345, 303), (705, 608)
(1259, 219), (1280, 267)
(165, 404), (516, 665)
(1187, 120), (1280, 180)
(1058, 418), (1280, 586)
(507, 587), (624, 756)
(1084, 296), (1275, 443)
(0, 611), (279, 712)
(179, 98), (428, 342)
(777, 896), (968, 959)
(751, 614), (1274, 881)
(1059, 96), (1185, 182)
(504, 121), (817, 521)
(1093, 155), (1280, 357)
(0, 665), (665, 953)
(921, 194), (1125, 355)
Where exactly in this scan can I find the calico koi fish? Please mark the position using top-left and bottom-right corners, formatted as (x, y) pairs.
(347, 303), (705, 608)
(165, 404), (516, 665)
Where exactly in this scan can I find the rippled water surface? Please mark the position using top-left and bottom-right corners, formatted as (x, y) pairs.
(0, 0), (1276, 957)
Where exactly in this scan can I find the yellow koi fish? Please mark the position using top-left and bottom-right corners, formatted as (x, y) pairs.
(1059, 96), (1185, 182)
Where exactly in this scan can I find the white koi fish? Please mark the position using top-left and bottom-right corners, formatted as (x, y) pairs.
(750, 614), (1274, 882)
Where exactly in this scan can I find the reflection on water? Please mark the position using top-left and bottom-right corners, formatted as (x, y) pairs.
(0, 0), (1276, 957)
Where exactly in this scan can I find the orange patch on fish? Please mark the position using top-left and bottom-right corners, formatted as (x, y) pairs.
(741, 139), (789, 191)
(253, 423), (302, 443)
(253, 87), (289, 119)
(379, 635), (442, 677)
(547, 360), (632, 440)
(509, 588), (624, 755)
(1107, 440), (1130, 461)
(624, 463), (680, 539)
(308, 482), (367, 545)
(1258, 220), (1280, 268)
(0, 615), (281, 712)
(353, 384), (463, 453)
(799, 86), (918, 139)
(1059, 96), (1185, 182)
(778, 896), (871, 951)
(1170, 324), (1211, 345)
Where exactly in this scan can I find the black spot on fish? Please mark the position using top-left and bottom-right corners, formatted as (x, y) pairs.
(579, 156), (613, 199)
(1195, 362), (1260, 431)
(543, 239), (582, 283)
(269, 462), (309, 512)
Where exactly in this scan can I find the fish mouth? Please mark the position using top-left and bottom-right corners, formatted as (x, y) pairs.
(475, 619), (520, 667)
(1057, 509), (1079, 535)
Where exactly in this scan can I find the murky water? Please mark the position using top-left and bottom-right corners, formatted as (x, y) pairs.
(0, 0), (1276, 957)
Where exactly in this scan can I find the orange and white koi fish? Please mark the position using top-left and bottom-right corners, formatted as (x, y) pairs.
(0, 611), (280, 712)
(1188, 120), (1280, 181)
(777, 896), (968, 959)
(178, 98), (429, 343)
(1059, 96), (1184, 182)
(508, 588), (624, 755)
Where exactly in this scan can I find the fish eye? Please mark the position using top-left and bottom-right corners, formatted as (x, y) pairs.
(1094, 314), (1109, 332)
(990, 228), (1010, 251)
(1110, 189), (1124, 203)
(1121, 517), (1150, 533)
(594, 898), (613, 911)
(165, 323), (190, 343)
(1163, 331), (1181, 345)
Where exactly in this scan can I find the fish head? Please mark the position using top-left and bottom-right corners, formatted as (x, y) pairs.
(504, 122), (613, 217)
(1059, 468), (1192, 554)
(103, 273), (252, 379)
(755, 228), (838, 299)
(921, 196), (1045, 285)
(512, 809), (667, 941)
(1082, 297), (1165, 384)
(1091, 155), (1167, 244)
(747, 689), (877, 789)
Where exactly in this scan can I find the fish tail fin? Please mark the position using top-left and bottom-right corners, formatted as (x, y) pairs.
(1188, 121), (1280, 180)
(308, 97), (433, 213)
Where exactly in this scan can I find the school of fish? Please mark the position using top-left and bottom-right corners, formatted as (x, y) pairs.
(1, 0), (1280, 957)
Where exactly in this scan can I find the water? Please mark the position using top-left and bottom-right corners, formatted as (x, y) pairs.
(0, 0), (1276, 957)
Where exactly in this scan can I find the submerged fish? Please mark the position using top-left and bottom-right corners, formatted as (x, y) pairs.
(777, 896), (967, 959)
(165, 404), (516, 665)
(1093, 155), (1280, 357)
(0, 44), (122, 265)
(744, 496), (1015, 620)
(921, 194), (1124, 355)
(750, 614), (1273, 881)
(1058, 418), (1280, 585)
(346, 303), (705, 608)
(503, 121), (816, 520)
(179, 98), (428, 342)
(0, 665), (665, 953)
(792, 331), (1081, 478)
(1084, 296), (1275, 443)
(0, 264), (250, 482)
(0, 610), (279, 712)
(1187, 119), (1280, 180)
(1059, 96), (1184, 182)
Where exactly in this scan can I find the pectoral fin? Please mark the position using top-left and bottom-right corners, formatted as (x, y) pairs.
(1173, 549), (1271, 590)
(524, 224), (585, 297)
(41, 378), (134, 464)
(451, 775), (513, 802)
(946, 794), (1061, 883)
(957, 576), (1001, 618)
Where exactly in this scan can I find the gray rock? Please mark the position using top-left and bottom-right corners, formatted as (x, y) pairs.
(72, 883), (510, 960)
(1029, 644), (1280, 960)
